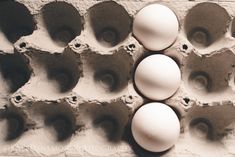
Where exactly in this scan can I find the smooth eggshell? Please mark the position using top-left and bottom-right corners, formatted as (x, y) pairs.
(134, 54), (181, 100)
(133, 4), (179, 51)
(131, 102), (180, 152)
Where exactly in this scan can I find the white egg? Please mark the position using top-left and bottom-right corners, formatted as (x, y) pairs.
(134, 54), (181, 100)
(131, 102), (180, 152)
(133, 4), (179, 51)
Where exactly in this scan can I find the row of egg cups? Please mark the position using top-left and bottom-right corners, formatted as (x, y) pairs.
(7, 30), (235, 110)
(0, 94), (134, 149)
(133, 2), (235, 55)
(2, 1), (235, 55)
(0, 0), (133, 54)
(4, 40), (137, 102)
(2, 92), (234, 156)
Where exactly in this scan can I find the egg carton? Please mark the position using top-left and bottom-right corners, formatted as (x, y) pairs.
(0, 0), (235, 157)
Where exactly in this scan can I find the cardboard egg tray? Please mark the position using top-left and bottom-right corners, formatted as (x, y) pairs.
(0, 0), (235, 157)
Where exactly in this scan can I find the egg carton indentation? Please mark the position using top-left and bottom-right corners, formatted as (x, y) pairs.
(16, 1), (83, 53)
(0, 106), (26, 143)
(0, 53), (31, 99)
(182, 49), (235, 103)
(73, 48), (134, 100)
(232, 17), (235, 38)
(183, 2), (231, 54)
(183, 104), (235, 155)
(78, 99), (132, 142)
(85, 1), (132, 49)
(25, 102), (78, 143)
(0, 1), (35, 53)
(17, 49), (82, 100)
